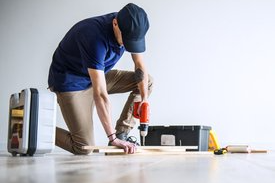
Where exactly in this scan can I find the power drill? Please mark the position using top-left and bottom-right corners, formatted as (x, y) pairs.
(133, 102), (149, 146)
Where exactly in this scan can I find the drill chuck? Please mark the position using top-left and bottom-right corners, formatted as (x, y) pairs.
(139, 124), (149, 137)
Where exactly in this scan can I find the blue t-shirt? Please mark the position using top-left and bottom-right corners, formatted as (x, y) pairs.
(48, 13), (125, 92)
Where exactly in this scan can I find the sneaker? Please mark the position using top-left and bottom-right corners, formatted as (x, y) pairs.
(117, 132), (139, 145)
(108, 132), (140, 146)
(126, 136), (140, 146)
(116, 131), (128, 141)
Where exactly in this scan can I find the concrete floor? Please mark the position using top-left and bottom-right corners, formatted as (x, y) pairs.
(0, 151), (275, 183)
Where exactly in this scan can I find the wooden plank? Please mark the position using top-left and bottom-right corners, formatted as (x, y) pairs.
(83, 145), (198, 152)
(105, 151), (213, 156)
(226, 145), (268, 153)
(250, 150), (268, 153)
(82, 146), (213, 155)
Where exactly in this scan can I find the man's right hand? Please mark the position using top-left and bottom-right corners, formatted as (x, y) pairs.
(110, 138), (137, 154)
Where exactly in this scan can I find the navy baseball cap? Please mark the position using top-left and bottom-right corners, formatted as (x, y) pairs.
(117, 3), (149, 53)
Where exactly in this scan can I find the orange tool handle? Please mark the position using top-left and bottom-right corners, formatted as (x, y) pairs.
(133, 102), (149, 123)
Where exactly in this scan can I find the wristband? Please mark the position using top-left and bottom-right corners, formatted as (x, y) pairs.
(107, 133), (116, 138)
(109, 137), (117, 143)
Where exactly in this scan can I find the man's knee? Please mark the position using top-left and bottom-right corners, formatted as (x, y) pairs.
(71, 138), (93, 155)
(134, 68), (144, 83)
(148, 74), (154, 92)
(72, 147), (92, 155)
(134, 69), (154, 91)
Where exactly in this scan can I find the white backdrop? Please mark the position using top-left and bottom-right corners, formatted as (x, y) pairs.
(0, 0), (274, 151)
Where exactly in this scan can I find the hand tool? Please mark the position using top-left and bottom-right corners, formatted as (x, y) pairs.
(208, 130), (220, 151)
(214, 148), (227, 155)
(133, 102), (149, 146)
(214, 145), (268, 155)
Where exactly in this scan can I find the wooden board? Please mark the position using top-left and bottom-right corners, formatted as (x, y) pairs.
(226, 145), (268, 153)
(250, 150), (268, 153)
(104, 151), (213, 156)
(82, 146), (213, 155)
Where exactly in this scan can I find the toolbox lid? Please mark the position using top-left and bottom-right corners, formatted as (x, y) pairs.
(148, 125), (212, 131)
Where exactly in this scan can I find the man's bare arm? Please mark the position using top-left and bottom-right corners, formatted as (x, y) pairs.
(88, 68), (136, 154)
(131, 53), (149, 102)
(88, 68), (113, 136)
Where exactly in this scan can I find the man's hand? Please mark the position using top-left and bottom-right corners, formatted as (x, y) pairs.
(137, 101), (148, 116)
(110, 138), (137, 154)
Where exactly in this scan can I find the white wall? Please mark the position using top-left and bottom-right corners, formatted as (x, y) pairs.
(1, 0), (274, 151)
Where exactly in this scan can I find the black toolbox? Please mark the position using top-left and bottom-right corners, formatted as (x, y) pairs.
(141, 125), (211, 151)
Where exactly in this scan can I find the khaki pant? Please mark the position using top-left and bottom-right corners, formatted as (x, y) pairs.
(54, 70), (153, 155)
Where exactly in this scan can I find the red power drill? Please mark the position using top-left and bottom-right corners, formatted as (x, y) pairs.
(133, 102), (149, 146)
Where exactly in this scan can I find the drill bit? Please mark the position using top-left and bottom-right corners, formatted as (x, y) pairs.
(142, 136), (145, 146)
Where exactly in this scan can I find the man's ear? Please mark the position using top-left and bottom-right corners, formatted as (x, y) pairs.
(113, 18), (118, 27)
